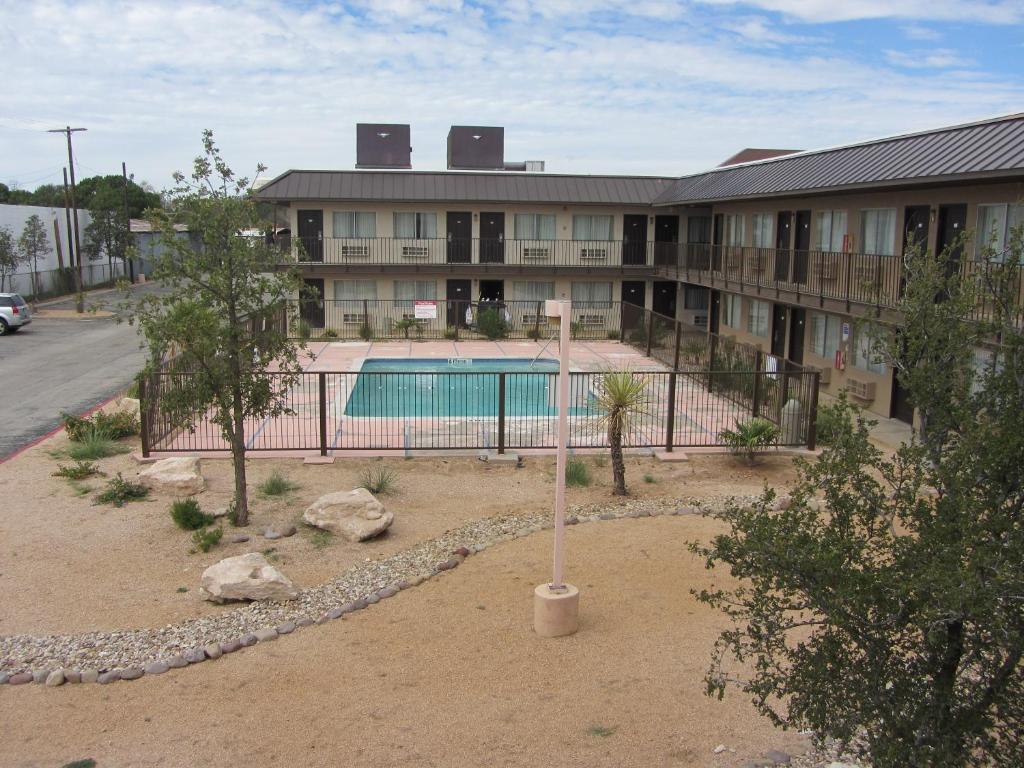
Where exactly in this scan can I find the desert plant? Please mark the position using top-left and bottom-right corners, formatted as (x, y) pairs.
(95, 473), (149, 507)
(358, 321), (374, 341)
(295, 319), (311, 341)
(311, 530), (332, 549)
(643, 473), (656, 484)
(66, 428), (131, 460)
(570, 320), (583, 340)
(527, 326), (543, 341)
(565, 457), (592, 487)
(359, 465), (396, 495)
(595, 370), (650, 495)
(443, 327), (459, 340)
(476, 307), (508, 340)
(606, 329), (620, 340)
(191, 525), (223, 553)
(258, 470), (299, 497)
(720, 417), (779, 464)
(322, 327), (339, 339)
(393, 317), (417, 339)
(170, 498), (215, 530)
(62, 410), (139, 442)
(592, 454), (608, 468)
(815, 391), (859, 446)
(53, 461), (101, 480)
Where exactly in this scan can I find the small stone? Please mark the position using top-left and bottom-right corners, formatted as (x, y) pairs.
(713, 745), (728, 754)
(396, 580), (412, 590)
(378, 587), (398, 599)
(166, 655), (189, 668)
(566, 516), (579, 525)
(204, 643), (223, 660)
(599, 511), (616, 520)
(316, 613), (331, 625)
(64, 669), (81, 684)
(277, 621), (297, 635)
(453, 546), (470, 557)
(263, 530), (282, 540)
(144, 662), (169, 675)
(408, 576), (425, 587)
(80, 669), (99, 684)
(278, 525), (297, 537)
(295, 617), (315, 627)
(184, 648), (207, 664)
(120, 667), (144, 681)
(239, 634), (258, 647)
(220, 640), (242, 654)
(228, 534), (250, 543)
(515, 527), (532, 538)
(45, 670), (65, 687)
(0, 672), (8, 685)
(765, 751), (791, 765)
(98, 670), (121, 684)
(327, 606), (346, 620)
(8, 672), (32, 685)
(32, 670), (49, 684)
(637, 509), (651, 517)
(676, 506), (699, 515)
(254, 628), (278, 642)
(365, 594), (380, 604)
(772, 495), (792, 511)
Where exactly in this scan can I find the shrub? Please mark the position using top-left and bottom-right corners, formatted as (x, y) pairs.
(311, 530), (332, 549)
(643, 474), (657, 484)
(570, 321), (583, 340)
(53, 461), (101, 480)
(606, 330), (620, 340)
(61, 410), (139, 442)
(816, 391), (858, 447)
(476, 307), (508, 340)
(191, 526), (223, 553)
(66, 428), (131, 460)
(359, 465), (396, 495)
(527, 326), (542, 341)
(720, 418), (779, 464)
(95, 473), (149, 507)
(443, 327), (458, 340)
(322, 327), (339, 339)
(358, 321), (373, 341)
(170, 498), (215, 530)
(258, 470), (299, 497)
(295, 319), (311, 340)
(393, 317), (417, 339)
(565, 457), (592, 487)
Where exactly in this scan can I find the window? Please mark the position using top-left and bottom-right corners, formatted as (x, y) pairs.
(393, 280), (437, 301)
(332, 280), (377, 301)
(810, 313), (842, 359)
(976, 204), (1023, 260)
(571, 214), (613, 240)
(512, 281), (555, 301)
(752, 214), (773, 249)
(393, 212), (437, 239)
(515, 213), (556, 240)
(722, 294), (742, 329)
(815, 210), (848, 251)
(860, 209), (896, 256)
(723, 214), (745, 246)
(332, 212), (376, 238)
(683, 285), (708, 310)
(747, 299), (769, 337)
(571, 282), (612, 307)
(853, 329), (885, 375)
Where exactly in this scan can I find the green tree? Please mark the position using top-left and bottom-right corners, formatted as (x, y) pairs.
(692, 235), (1024, 767)
(129, 131), (301, 527)
(0, 182), (9, 203)
(0, 225), (25, 291)
(18, 214), (49, 300)
(595, 370), (650, 495)
(75, 175), (161, 218)
(83, 206), (130, 267)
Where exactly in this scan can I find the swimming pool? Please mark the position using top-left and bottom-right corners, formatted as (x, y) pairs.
(344, 358), (573, 418)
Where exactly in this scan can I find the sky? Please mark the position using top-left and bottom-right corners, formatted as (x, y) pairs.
(1, 0), (1023, 191)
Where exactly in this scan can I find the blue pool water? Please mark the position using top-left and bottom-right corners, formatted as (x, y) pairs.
(344, 358), (570, 417)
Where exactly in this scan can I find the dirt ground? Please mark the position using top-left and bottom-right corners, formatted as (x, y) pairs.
(0, 431), (800, 635)
(0, 515), (810, 768)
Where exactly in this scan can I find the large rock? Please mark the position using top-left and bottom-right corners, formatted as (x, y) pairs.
(302, 488), (394, 542)
(139, 456), (205, 495)
(109, 396), (141, 422)
(199, 553), (298, 603)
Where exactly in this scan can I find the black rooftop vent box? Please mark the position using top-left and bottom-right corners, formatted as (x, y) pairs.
(447, 126), (504, 170)
(356, 124), (412, 169)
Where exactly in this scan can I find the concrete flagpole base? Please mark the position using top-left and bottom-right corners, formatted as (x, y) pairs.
(533, 583), (580, 637)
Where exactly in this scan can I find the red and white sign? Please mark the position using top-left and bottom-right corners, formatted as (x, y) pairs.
(413, 300), (437, 320)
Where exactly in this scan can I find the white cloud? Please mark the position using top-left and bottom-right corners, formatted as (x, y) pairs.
(723, 15), (821, 45)
(694, 0), (1024, 24)
(885, 48), (974, 69)
(902, 24), (943, 41)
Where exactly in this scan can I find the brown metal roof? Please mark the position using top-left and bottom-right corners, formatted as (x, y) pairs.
(718, 148), (800, 167)
(255, 170), (676, 206)
(656, 113), (1024, 205)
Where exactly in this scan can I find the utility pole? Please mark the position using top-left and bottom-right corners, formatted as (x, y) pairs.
(49, 126), (87, 312)
(122, 161), (133, 283)
(61, 167), (80, 299)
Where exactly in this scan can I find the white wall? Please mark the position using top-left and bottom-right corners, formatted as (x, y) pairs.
(0, 203), (92, 273)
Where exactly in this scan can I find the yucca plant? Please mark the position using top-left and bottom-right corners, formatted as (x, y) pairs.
(595, 370), (650, 496)
(720, 417), (779, 465)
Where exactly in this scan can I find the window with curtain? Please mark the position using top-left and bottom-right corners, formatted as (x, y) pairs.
(514, 213), (556, 240)
(752, 214), (773, 248)
(332, 280), (378, 301)
(814, 210), (848, 251)
(976, 204), (1023, 260)
(393, 280), (437, 314)
(393, 212), (437, 239)
(332, 212), (376, 238)
(747, 299), (769, 337)
(810, 313), (842, 358)
(512, 281), (555, 301)
(571, 282), (612, 307)
(723, 214), (745, 246)
(853, 329), (886, 374)
(860, 209), (896, 256)
(722, 294), (742, 328)
(571, 214), (613, 240)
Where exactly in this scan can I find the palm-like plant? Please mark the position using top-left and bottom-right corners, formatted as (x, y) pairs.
(595, 370), (650, 495)
(719, 417), (779, 465)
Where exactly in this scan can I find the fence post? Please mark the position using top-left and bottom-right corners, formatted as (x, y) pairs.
(454, 301), (461, 341)
(497, 372), (506, 455)
(534, 301), (542, 340)
(665, 371), (677, 453)
(362, 299), (369, 337)
(673, 320), (682, 370)
(645, 310), (654, 357)
(318, 372), (327, 456)
(707, 333), (718, 393)
(806, 371), (820, 450)
(139, 374), (151, 458)
(752, 349), (763, 417)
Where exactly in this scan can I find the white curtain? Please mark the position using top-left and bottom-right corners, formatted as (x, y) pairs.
(752, 214), (773, 248)
(571, 281), (612, 306)
(815, 210), (848, 251)
(810, 313), (841, 358)
(860, 209), (896, 256)
(333, 280), (377, 300)
(514, 214), (556, 240)
(854, 330), (885, 374)
(724, 214), (745, 246)
(394, 212), (437, 239)
(572, 215), (612, 240)
(393, 280), (437, 301)
(746, 299), (769, 337)
(512, 281), (555, 301)
(333, 212), (376, 238)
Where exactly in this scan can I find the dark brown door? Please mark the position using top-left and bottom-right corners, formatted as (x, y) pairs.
(775, 211), (792, 281)
(770, 303), (787, 358)
(687, 215), (711, 269)
(936, 204), (967, 276)
(297, 209), (323, 262)
(654, 215), (679, 266)
(709, 290), (721, 334)
(621, 281), (645, 307)
(787, 308), (805, 364)
(446, 212), (472, 264)
(480, 212), (504, 264)
(793, 210), (811, 283)
(903, 205), (929, 254)
(652, 281), (677, 317)
(446, 279), (471, 326)
(891, 374), (914, 424)
(300, 278), (325, 329)
(712, 213), (724, 271)
(623, 214), (648, 265)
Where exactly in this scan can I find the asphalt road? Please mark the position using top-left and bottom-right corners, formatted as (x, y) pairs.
(0, 283), (166, 460)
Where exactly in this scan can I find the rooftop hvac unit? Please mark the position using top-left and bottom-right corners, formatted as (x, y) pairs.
(356, 124), (412, 169)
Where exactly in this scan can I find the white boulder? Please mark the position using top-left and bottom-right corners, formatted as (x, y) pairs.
(199, 552), (298, 603)
(138, 456), (205, 495)
(302, 488), (394, 542)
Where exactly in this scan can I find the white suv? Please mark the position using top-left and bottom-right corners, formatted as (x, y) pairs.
(0, 293), (31, 335)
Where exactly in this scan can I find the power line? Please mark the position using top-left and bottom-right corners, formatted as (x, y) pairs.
(48, 126), (87, 312)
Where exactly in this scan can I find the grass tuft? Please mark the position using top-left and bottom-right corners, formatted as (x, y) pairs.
(258, 471), (299, 497)
(565, 457), (592, 487)
(53, 461), (102, 480)
(170, 498), (215, 530)
(587, 725), (616, 738)
(95, 473), (149, 507)
(311, 530), (333, 549)
(191, 526), (222, 553)
(360, 466), (397, 495)
(643, 474), (657, 484)
(66, 428), (130, 461)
